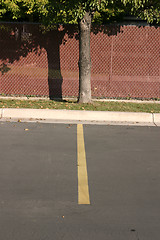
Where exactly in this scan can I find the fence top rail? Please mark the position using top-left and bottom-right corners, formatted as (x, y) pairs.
(0, 20), (159, 28)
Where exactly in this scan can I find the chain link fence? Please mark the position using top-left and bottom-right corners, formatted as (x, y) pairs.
(0, 22), (160, 99)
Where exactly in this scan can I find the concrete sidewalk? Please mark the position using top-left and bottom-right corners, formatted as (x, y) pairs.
(0, 108), (160, 126)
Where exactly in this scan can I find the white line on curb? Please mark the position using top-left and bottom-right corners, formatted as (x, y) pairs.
(0, 109), (3, 119)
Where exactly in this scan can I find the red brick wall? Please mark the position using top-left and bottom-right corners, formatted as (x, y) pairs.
(0, 23), (160, 99)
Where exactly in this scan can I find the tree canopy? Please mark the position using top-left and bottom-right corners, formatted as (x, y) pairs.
(0, 0), (159, 24)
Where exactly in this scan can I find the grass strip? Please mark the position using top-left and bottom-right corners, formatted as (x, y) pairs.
(0, 99), (160, 113)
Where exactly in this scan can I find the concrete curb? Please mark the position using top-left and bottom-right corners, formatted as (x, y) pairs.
(153, 113), (160, 125)
(0, 108), (160, 125)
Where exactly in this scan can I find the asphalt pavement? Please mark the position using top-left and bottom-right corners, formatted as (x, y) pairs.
(0, 122), (160, 240)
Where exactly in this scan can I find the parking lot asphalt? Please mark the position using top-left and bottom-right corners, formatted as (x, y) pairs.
(0, 122), (160, 240)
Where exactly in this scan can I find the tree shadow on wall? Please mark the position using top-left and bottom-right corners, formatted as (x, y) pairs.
(0, 23), (120, 99)
(45, 29), (64, 99)
(0, 23), (77, 99)
(43, 25), (78, 99)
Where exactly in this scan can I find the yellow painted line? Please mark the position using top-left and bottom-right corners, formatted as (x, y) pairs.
(77, 124), (90, 205)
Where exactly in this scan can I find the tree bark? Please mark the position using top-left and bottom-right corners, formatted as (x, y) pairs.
(78, 12), (92, 103)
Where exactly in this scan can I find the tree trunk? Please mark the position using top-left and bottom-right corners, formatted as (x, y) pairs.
(78, 12), (92, 103)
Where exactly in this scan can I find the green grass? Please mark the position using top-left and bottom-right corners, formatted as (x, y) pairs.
(0, 99), (160, 113)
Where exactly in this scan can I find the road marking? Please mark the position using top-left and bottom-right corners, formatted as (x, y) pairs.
(77, 124), (90, 205)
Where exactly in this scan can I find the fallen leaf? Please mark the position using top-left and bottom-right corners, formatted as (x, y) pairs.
(24, 129), (29, 131)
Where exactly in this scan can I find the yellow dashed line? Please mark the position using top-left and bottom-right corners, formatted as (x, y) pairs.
(77, 124), (90, 205)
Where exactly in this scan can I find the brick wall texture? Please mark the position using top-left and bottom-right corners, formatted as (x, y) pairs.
(0, 23), (160, 99)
